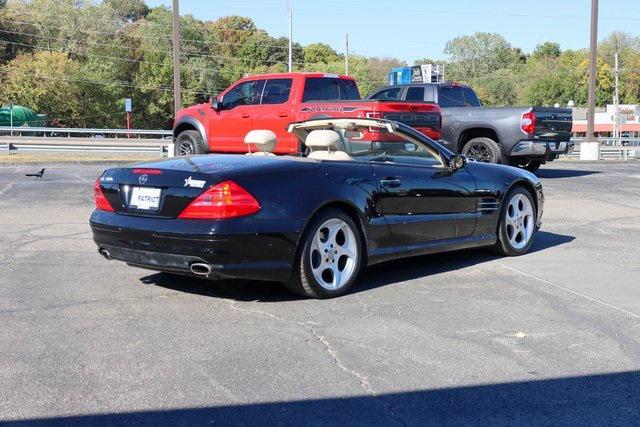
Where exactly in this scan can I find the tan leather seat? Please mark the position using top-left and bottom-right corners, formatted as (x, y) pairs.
(244, 130), (277, 156)
(305, 130), (352, 161)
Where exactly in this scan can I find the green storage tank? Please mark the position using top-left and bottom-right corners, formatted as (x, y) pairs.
(0, 105), (47, 127)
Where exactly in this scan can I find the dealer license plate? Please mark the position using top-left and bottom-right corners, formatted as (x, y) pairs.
(129, 187), (161, 211)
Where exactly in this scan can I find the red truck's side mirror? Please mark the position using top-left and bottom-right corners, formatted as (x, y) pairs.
(211, 97), (223, 111)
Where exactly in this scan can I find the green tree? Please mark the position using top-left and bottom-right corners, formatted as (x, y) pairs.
(531, 42), (561, 59)
(303, 43), (341, 66)
(0, 51), (84, 124)
(444, 32), (519, 80)
(212, 15), (256, 59)
(104, 0), (149, 22)
(472, 69), (517, 106)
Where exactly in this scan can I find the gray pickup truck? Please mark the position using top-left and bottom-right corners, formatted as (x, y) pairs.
(367, 82), (573, 172)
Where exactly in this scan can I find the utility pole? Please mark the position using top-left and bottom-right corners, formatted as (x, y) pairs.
(9, 102), (13, 137)
(171, 0), (181, 116)
(345, 33), (349, 76)
(582, 0), (600, 160)
(613, 51), (620, 145)
(288, 9), (293, 72)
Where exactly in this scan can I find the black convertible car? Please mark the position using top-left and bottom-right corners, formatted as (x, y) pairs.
(91, 118), (543, 298)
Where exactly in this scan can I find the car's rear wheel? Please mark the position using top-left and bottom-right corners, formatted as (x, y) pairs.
(494, 186), (536, 256)
(175, 130), (208, 156)
(462, 137), (502, 163)
(285, 208), (362, 298)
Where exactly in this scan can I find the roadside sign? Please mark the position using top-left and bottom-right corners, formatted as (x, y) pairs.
(125, 98), (132, 113)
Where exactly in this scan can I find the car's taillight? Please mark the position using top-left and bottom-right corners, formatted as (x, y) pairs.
(178, 180), (260, 219)
(132, 168), (162, 175)
(521, 111), (535, 135)
(94, 179), (114, 212)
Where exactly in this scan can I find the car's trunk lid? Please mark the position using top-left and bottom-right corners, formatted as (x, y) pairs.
(99, 167), (222, 218)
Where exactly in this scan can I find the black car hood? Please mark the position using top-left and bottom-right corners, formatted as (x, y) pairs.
(464, 160), (541, 189)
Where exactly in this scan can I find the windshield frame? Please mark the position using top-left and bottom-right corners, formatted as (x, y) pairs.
(287, 118), (452, 167)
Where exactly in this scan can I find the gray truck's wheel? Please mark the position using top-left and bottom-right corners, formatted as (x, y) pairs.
(462, 137), (501, 163)
(523, 160), (542, 173)
(175, 130), (208, 156)
(284, 208), (362, 299)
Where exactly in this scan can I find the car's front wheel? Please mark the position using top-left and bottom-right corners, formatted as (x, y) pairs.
(285, 208), (362, 298)
(494, 186), (537, 256)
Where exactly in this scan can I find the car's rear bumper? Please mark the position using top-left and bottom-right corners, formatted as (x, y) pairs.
(509, 140), (570, 160)
(90, 210), (302, 282)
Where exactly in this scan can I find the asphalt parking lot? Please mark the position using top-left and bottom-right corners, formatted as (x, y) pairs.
(1, 160), (639, 425)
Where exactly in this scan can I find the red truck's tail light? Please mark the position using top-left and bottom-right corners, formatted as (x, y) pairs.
(94, 179), (115, 212)
(366, 112), (383, 133)
(521, 111), (535, 135)
(178, 180), (260, 219)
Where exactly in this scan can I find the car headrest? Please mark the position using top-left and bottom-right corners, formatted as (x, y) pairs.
(244, 130), (277, 153)
(305, 129), (342, 151)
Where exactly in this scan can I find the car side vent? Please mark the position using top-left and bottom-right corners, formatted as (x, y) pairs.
(477, 197), (499, 214)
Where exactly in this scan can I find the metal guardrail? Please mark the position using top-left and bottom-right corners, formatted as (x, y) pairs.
(0, 130), (637, 160)
(0, 126), (172, 138)
(1, 139), (172, 156)
(568, 138), (639, 160)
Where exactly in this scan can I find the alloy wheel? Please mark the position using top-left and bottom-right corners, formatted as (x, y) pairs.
(309, 218), (358, 290)
(466, 143), (492, 162)
(505, 193), (534, 250)
(178, 141), (193, 156)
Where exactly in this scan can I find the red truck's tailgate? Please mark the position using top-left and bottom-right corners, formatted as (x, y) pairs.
(298, 100), (441, 140)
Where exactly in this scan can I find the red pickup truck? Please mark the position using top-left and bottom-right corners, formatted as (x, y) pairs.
(172, 72), (441, 156)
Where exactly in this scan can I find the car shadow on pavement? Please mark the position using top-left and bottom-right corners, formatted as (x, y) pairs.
(356, 231), (574, 294)
(139, 231), (574, 302)
(7, 370), (639, 426)
(536, 168), (601, 179)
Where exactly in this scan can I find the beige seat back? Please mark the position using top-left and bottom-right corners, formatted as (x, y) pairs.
(305, 129), (352, 161)
(244, 130), (277, 156)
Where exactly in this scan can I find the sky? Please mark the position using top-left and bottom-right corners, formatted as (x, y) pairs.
(145, 0), (640, 64)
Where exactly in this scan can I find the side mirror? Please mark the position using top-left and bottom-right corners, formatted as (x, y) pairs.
(451, 155), (466, 170)
(211, 97), (223, 111)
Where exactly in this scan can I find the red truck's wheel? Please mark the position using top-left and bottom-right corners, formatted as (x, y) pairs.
(175, 130), (208, 156)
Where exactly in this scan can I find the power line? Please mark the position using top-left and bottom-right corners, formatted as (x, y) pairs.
(0, 17), (292, 50)
(224, 0), (640, 21)
(1, 66), (217, 95)
(0, 38), (230, 75)
(0, 30), (356, 69)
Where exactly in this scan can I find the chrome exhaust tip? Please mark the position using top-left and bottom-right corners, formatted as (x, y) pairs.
(99, 248), (112, 261)
(190, 262), (212, 276)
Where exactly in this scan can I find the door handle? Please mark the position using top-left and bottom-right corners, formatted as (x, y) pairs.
(277, 112), (288, 118)
(241, 113), (250, 118)
(380, 177), (401, 188)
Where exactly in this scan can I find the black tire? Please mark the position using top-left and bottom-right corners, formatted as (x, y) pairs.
(462, 137), (502, 164)
(175, 130), (208, 156)
(508, 159), (542, 173)
(284, 208), (363, 299)
(522, 160), (542, 173)
(494, 186), (537, 256)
